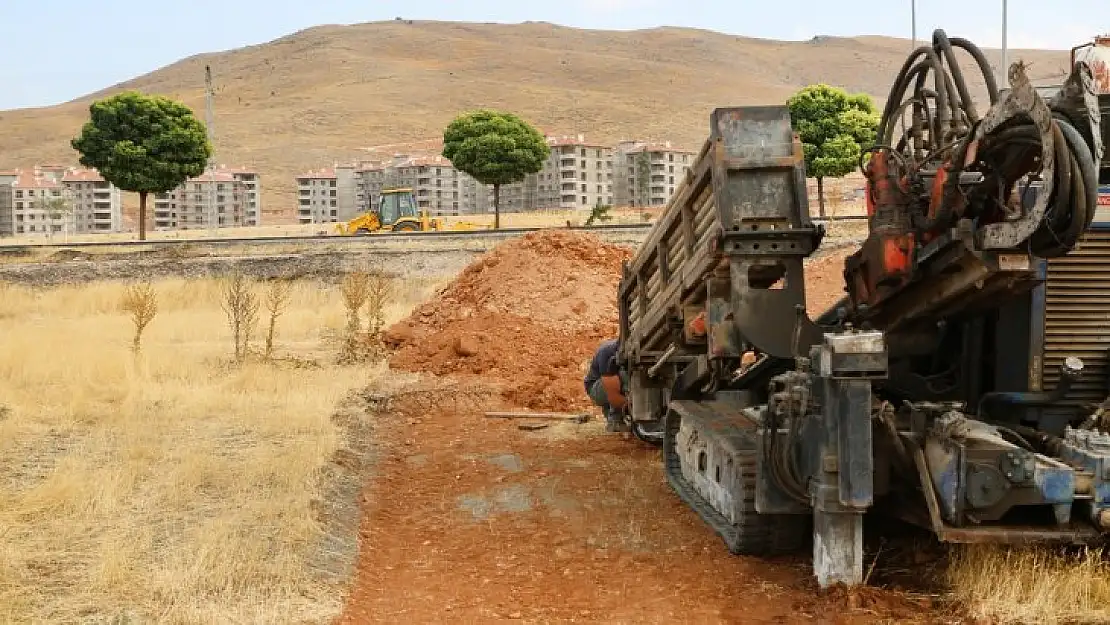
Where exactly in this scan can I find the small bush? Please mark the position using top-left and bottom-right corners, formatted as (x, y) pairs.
(220, 272), (260, 362)
(120, 281), (158, 353)
(338, 268), (395, 364)
(263, 279), (293, 360)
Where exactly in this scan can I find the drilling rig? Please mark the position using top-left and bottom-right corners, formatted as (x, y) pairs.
(616, 30), (1110, 587)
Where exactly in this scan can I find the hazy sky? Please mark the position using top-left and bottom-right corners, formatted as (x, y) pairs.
(1, 0), (1104, 110)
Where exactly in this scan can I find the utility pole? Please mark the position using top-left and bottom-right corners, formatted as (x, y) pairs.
(911, 0), (916, 50)
(1001, 0), (1009, 87)
(205, 65), (217, 236)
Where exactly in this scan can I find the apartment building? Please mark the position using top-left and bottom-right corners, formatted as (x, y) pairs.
(0, 170), (15, 236)
(612, 141), (695, 207)
(296, 168), (339, 224)
(0, 165), (123, 236)
(214, 165), (263, 226)
(61, 168), (123, 233)
(152, 171), (249, 230)
(545, 136), (613, 210)
(500, 136), (614, 211)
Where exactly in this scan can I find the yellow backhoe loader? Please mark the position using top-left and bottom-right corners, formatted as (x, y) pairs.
(336, 188), (492, 235)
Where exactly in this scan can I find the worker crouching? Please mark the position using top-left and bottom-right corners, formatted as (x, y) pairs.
(584, 339), (630, 432)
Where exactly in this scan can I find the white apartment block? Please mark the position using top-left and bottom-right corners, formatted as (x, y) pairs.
(62, 168), (123, 233)
(296, 168), (339, 224)
(297, 135), (693, 221)
(214, 165), (262, 226)
(153, 171), (250, 230)
(0, 165), (123, 236)
(613, 141), (695, 207)
(498, 135), (613, 212)
(0, 171), (15, 237)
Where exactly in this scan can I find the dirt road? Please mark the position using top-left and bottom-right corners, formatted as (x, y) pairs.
(335, 382), (940, 624)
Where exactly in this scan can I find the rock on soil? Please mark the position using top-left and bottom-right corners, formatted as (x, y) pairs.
(385, 231), (860, 413)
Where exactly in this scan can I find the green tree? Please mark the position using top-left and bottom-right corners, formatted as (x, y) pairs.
(71, 91), (212, 240)
(441, 110), (549, 229)
(787, 84), (879, 217)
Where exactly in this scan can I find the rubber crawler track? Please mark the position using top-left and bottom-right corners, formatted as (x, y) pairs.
(662, 407), (811, 556)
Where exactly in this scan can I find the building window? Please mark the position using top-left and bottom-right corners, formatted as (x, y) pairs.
(581, 195), (588, 205)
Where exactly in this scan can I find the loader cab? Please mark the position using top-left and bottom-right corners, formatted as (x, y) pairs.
(376, 188), (418, 228)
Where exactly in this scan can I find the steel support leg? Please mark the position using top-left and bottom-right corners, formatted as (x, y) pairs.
(810, 330), (886, 588)
(812, 483), (865, 587)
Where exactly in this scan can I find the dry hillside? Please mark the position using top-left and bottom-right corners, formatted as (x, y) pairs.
(0, 20), (1071, 224)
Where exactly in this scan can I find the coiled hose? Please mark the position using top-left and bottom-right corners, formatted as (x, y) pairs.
(872, 29), (1098, 258)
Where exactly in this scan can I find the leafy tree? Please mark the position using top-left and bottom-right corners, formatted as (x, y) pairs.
(787, 84), (879, 216)
(71, 91), (212, 240)
(441, 110), (549, 229)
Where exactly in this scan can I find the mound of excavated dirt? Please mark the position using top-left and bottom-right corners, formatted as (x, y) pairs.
(805, 245), (855, 316)
(384, 231), (859, 412)
(384, 230), (633, 412)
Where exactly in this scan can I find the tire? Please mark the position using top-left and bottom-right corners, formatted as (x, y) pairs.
(662, 405), (810, 556)
(631, 419), (664, 446)
(394, 223), (419, 232)
(355, 228), (371, 235)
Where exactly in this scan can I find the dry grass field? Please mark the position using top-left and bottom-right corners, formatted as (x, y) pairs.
(0, 21), (1070, 221)
(947, 545), (1110, 624)
(0, 272), (443, 623)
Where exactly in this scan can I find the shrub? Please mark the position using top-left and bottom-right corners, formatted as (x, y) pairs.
(221, 272), (260, 362)
(120, 281), (158, 353)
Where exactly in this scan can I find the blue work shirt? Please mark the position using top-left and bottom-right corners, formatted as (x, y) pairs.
(584, 339), (620, 392)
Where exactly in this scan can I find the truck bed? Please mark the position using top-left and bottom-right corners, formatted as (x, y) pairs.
(618, 106), (826, 367)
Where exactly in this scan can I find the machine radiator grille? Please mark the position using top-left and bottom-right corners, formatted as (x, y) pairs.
(1043, 226), (1110, 403)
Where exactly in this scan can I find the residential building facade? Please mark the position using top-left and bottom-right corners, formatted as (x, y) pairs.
(499, 135), (614, 212)
(61, 168), (123, 233)
(0, 171), (16, 237)
(214, 165), (263, 226)
(0, 165), (123, 236)
(296, 168), (339, 224)
(152, 171), (249, 230)
(613, 141), (695, 208)
(294, 135), (694, 222)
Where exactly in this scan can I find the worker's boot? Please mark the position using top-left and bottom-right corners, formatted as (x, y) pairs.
(605, 408), (630, 433)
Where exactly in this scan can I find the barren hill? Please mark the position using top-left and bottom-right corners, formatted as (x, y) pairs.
(0, 20), (1071, 224)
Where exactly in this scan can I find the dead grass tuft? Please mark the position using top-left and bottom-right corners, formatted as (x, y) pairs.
(220, 271), (261, 362)
(263, 278), (294, 360)
(0, 274), (440, 623)
(119, 280), (158, 353)
(946, 544), (1110, 624)
(338, 268), (395, 365)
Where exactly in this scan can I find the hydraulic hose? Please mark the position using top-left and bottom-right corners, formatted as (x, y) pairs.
(869, 28), (1098, 258)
